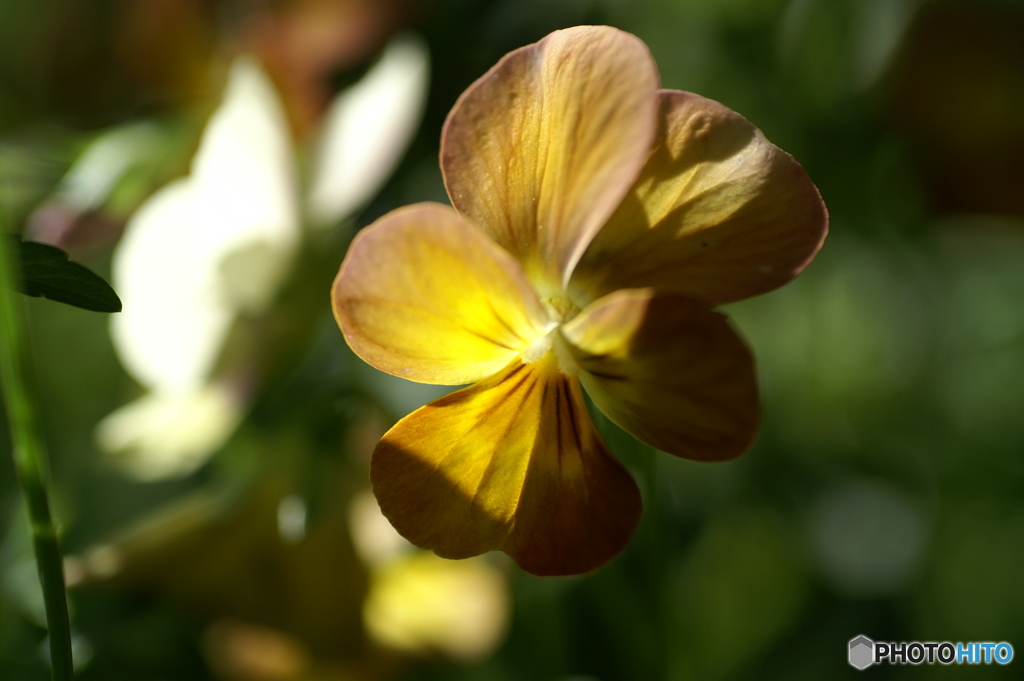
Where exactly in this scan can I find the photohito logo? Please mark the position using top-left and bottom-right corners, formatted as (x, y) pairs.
(849, 636), (875, 670)
(848, 635), (1014, 669)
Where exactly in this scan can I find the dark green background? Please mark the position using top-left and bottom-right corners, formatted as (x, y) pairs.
(2, 0), (1023, 678)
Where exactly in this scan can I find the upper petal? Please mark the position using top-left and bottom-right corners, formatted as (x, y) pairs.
(569, 90), (827, 307)
(332, 202), (553, 386)
(562, 289), (760, 461)
(370, 358), (642, 576)
(441, 26), (659, 296)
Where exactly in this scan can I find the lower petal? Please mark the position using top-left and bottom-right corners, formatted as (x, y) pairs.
(562, 289), (760, 461)
(370, 359), (641, 576)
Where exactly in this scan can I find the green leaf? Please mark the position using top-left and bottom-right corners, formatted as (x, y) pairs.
(8, 235), (122, 313)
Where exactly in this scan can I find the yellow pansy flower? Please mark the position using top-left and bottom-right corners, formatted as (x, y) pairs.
(332, 26), (827, 576)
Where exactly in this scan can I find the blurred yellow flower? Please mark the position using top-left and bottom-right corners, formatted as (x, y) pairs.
(363, 551), (508, 659)
(350, 490), (509, 660)
(332, 26), (827, 576)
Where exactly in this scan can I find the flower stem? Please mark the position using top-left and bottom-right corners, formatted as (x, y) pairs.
(0, 221), (74, 680)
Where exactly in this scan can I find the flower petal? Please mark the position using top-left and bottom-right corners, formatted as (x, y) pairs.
(569, 90), (827, 307)
(441, 26), (659, 295)
(562, 289), (760, 461)
(370, 358), (642, 576)
(333, 203), (553, 386)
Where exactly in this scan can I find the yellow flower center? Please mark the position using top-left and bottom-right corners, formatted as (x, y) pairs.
(541, 296), (579, 324)
(520, 296), (580, 375)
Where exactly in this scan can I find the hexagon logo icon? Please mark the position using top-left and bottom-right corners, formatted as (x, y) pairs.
(849, 635), (875, 670)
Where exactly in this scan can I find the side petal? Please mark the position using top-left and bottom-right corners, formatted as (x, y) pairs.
(562, 289), (760, 461)
(569, 90), (827, 307)
(333, 203), (553, 386)
(441, 26), (659, 296)
(370, 359), (642, 576)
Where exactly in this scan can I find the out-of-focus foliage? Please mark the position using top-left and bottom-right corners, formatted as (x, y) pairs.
(2, 0), (1023, 679)
(10, 236), (121, 312)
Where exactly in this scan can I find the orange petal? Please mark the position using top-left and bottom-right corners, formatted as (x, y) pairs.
(441, 26), (659, 296)
(332, 203), (552, 385)
(569, 90), (827, 307)
(370, 358), (641, 576)
(562, 289), (760, 461)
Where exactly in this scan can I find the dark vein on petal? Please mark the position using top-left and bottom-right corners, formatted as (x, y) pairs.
(551, 379), (563, 476)
(467, 365), (540, 515)
(493, 369), (532, 404)
(564, 380), (583, 458)
(483, 294), (529, 345)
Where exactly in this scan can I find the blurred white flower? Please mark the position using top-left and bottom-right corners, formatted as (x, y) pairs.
(308, 34), (430, 225)
(54, 123), (164, 215)
(95, 386), (242, 482)
(99, 36), (430, 480)
(112, 56), (299, 396)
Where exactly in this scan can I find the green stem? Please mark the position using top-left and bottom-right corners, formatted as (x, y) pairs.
(0, 225), (74, 679)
